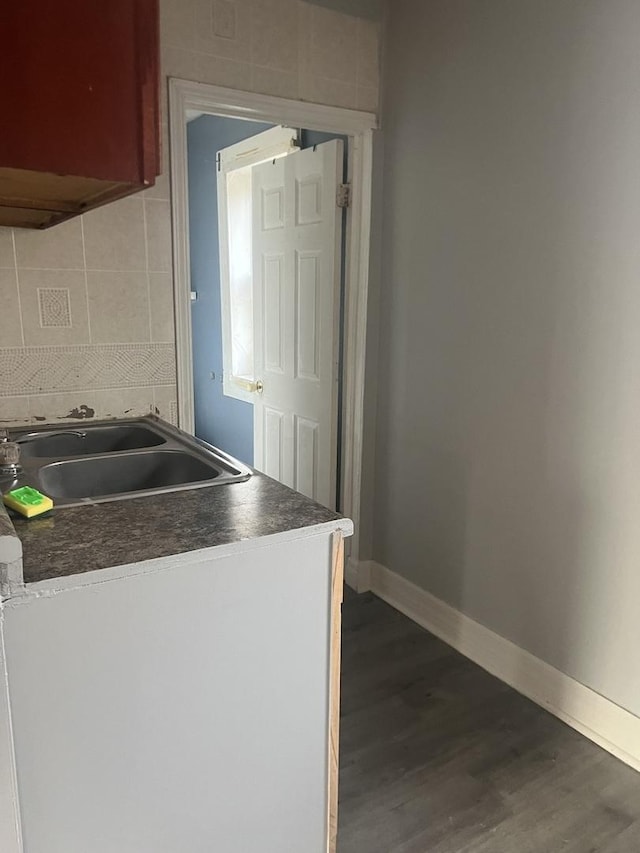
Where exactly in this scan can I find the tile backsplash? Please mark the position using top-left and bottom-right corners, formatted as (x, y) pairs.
(0, 198), (177, 428)
(0, 0), (380, 430)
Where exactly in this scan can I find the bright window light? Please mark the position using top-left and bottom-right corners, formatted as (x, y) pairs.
(216, 126), (299, 403)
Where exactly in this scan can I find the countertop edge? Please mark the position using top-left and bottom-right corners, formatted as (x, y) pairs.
(9, 518), (354, 603)
(0, 503), (20, 560)
(0, 502), (23, 599)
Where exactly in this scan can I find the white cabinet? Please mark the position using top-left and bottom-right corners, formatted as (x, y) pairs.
(1, 523), (348, 853)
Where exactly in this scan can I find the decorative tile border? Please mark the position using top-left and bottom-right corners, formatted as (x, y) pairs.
(0, 344), (176, 396)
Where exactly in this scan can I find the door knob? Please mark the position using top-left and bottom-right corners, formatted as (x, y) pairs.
(233, 377), (264, 394)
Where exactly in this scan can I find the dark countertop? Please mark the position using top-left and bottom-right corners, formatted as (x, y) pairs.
(0, 501), (16, 541)
(10, 471), (344, 585)
(0, 501), (21, 565)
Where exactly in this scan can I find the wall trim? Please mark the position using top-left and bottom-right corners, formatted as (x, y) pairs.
(168, 78), (376, 562)
(368, 561), (640, 774)
(345, 557), (372, 593)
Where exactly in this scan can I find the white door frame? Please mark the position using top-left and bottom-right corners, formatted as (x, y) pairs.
(168, 78), (376, 563)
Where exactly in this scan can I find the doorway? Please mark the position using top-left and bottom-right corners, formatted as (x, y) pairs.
(188, 115), (272, 467)
(169, 80), (375, 559)
(187, 116), (348, 509)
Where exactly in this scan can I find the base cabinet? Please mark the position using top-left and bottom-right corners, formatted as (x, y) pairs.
(1, 527), (345, 853)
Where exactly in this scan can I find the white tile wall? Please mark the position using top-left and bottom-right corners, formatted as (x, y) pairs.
(82, 197), (147, 271)
(86, 271), (151, 343)
(38, 288), (72, 328)
(213, 0), (238, 39)
(0, 230), (15, 268)
(148, 272), (175, 343)
(160, 0), (381, 110)
(303, 4), (359, 84)
(144, 200), (173, 273)
(14, 217), (84, 269)
(0, 0), (381, 429)
(196, 0), (252, 60)
(0, 344), (176, 425)
(0, 211), (177, 424)
(18, 270), (89, 346)
(0, 345), (175, 396)
(0, 269), (23, 348)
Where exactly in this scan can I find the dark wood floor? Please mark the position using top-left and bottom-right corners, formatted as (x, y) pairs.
(337, 589), (640, 853)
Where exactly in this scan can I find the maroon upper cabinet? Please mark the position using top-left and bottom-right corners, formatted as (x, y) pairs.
(0, 0), (160, 229)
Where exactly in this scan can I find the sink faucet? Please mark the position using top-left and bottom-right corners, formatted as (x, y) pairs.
(0, 430), (22, 478)
(14, 428), (87, 444)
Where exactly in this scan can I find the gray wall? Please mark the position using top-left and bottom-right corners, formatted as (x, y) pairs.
(374, 0), (640, 717)
(358, 129), (384, 561)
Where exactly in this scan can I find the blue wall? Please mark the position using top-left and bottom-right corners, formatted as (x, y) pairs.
(188, 115), (272, 465)
(188, 118), (348, 473)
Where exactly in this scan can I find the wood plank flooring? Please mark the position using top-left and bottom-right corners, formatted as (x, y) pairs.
(338, 589), (640, 853)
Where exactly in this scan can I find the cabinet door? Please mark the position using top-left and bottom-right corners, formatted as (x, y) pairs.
(0, 0), (160, 228)
(2, 530), (346, 853)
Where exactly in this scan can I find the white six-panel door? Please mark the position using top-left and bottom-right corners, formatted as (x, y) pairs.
(252, 140), (343, 509)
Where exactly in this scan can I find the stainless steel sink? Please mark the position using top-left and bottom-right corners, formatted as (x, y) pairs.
(3, 416), (252, 508)
(17, 424), (165, 458)
(39, 450), (222, 500)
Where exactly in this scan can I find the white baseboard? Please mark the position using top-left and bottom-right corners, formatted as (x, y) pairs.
(368, 561), (640, 774)
(345, 558), (372, 593)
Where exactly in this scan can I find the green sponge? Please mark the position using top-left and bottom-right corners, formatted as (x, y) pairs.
(3, 486), (54, 518)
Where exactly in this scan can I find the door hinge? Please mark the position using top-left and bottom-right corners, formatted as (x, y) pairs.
(337, 183), (351, 208)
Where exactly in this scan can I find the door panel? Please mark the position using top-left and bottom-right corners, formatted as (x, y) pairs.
(263, 406), (286, 484)
(295, 415), (319, 499)
(263, 254), (285, 373)
(296, 251), (321, 381)
(252, 140), (343, 508)
(262, 186), (285, 230)
(296, 175), (323, 225)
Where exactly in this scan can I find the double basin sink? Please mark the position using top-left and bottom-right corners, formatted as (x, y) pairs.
(3, 417), (252, 508)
